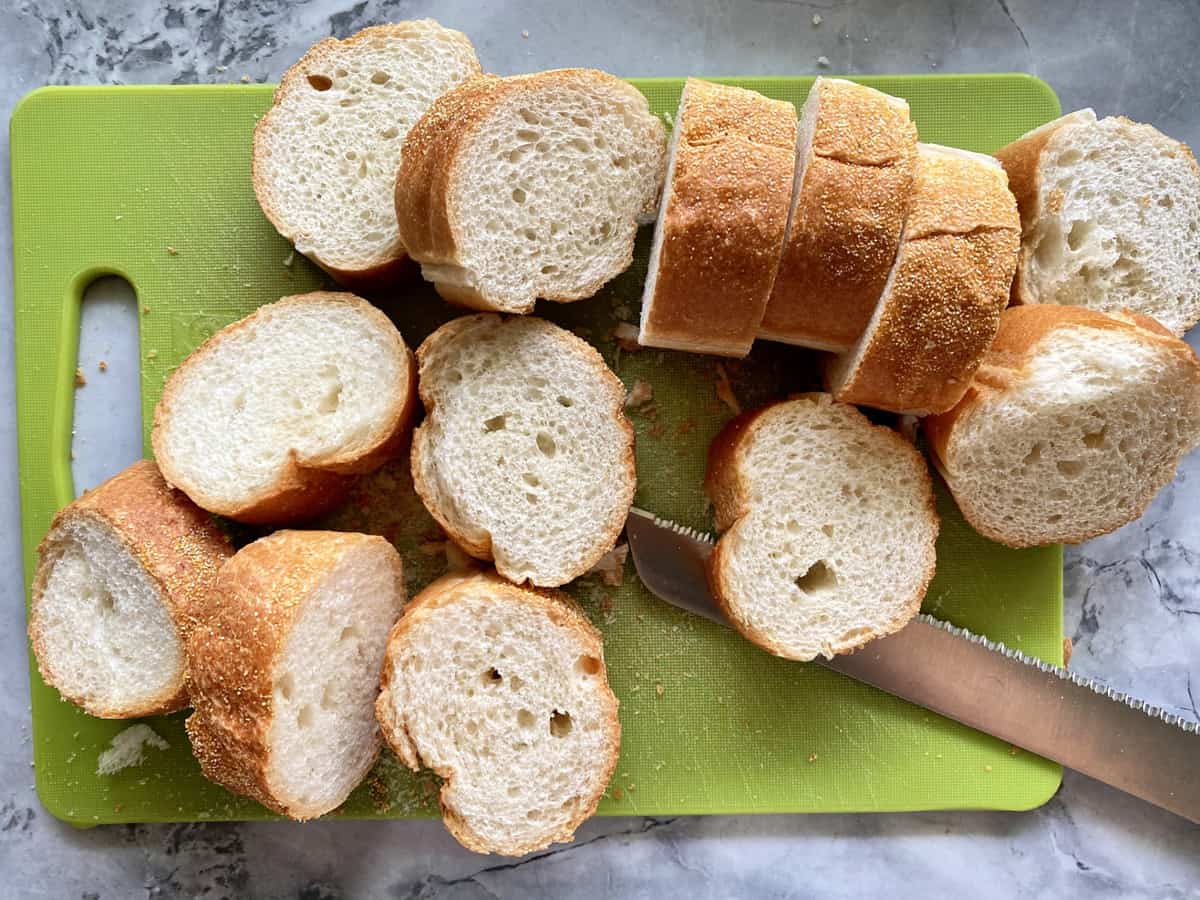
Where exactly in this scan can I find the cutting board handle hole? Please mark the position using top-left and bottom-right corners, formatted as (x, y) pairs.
(71, 276), (144, 496)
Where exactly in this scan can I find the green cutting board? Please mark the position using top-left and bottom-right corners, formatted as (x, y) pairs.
(11, 75), (1064, 825)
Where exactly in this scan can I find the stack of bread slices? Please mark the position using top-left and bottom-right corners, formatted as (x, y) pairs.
(25, 17), (1200, 856)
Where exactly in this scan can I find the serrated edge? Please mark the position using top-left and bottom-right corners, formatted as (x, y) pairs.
(645, 511), (715, 546)
(915, 613), (1200, 735)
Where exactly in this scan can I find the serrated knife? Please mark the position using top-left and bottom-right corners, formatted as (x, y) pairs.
(625, 507), (1200, 823)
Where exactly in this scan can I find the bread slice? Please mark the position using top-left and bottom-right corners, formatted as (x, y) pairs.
(411, 314), (635, 587)
(637, 78), (797, 357)
(152, 291), (415, 524)
(825, 144), (1020, 415)
(996, 109), (1200, 336)
(376, 570), (620, 856)
(185, 530), (404, 820)
(395, 68), (667, 313)
(759, 78), (918, 351)
(29, 460), (232, 719)
(925, 305), (1200, 547)
(705, 394), (937, 661)
(252, 21), (481, 288)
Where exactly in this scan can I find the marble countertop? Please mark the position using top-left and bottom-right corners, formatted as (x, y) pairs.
(2, 1), (1198, 896)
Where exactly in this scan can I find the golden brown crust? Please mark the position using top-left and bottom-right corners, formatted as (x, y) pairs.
(152, 291), (415, 523)
(639, 79), (797, 357)
(409, 314), (637, 586)
(827, 146), (1020, 415)
(760, 79), (918, 350)
(252, 21), (481, 289)
(993, 109), (1096, 304)
(376, 570), (620, 855)
(29, 460), (233, 718)
(185, 530), (402, 820)
(704, 394), (937, 660)
(396, 69), (663, 313)
(924, 304), (1200, 546)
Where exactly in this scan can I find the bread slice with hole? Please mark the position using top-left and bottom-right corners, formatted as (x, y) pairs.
(925, 305), (1200, 547)
(411, 314), (635, 587)
(996, 109), (1200, 336)
(29, 459), (232, 719)
(637, 78), (797, 357)
(705, 394), (938, 661)
(376, 570), (620, 855)
(252, 21), (481, 288)
(152, 291), (415, 524)
(395, 68), (667, 313)
(825, 144), (1020, 415)
(759, 78), (918, 352)
(185, 530), (404, 820)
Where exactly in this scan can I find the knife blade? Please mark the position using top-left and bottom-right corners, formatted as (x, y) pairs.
(625, 506), (1200, 824)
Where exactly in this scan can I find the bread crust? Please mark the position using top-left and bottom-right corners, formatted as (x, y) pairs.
(924, 304), (1200, 546)
(396, 69), (665, 313)
(185, 530), (403, 820)
(827, 146), (1020, 415)
(409, 314), (637, 586)
(376, 570), (620, 855)
(252, 21), (481, 289)
(152, 291), (416, 524)
(638, 79), (797, 357)
(704, 394), (938, 660)
(993, 109), (1097, 304)
(760, 79), (917, 350)
(29, 459), (233, 718)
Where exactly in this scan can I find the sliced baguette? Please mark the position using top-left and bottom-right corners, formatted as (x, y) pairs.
(152, 291), (415, 524)
(252, 21), (481, 288)
(759, 78), (918, 351)
(925, 305), (1200, 547)
(395, 68), (667, 313)
(185, 530), (404, 820)
(411, 314), (635, 587)
(706, 394), (937, 661)
(996, 109), (1200, 335)
(376, 570), (620, 856)
(637, 78), (797, 357)
(29, 459), (232, 719)
(825, 144), (1020, 415)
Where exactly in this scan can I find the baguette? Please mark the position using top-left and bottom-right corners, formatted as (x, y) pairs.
(252, 21), (481, 288)
(925, 305), (1200, 547)
(395, 69), (666, 313)
(411, 314), (635, 587)
(759, 78), (917, 351)
(376, 570), (620, 855)
(185, 530), (404, 820)
(637, 78), (797, 357)
(152, 292), (415, 524)
(29, 460), (232, 718)
(825, 144), (1020, 415)
(996, 109), (1200, 335)
(706, 394), (938, 661)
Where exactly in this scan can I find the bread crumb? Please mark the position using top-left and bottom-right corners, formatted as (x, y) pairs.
(625, 379), (654, 410)
(74, 369), (86, 387)
(283, 250), (295, 268)
(984, 764), (993, 773)
(587, 542), (628, 586)
(216, 64), (228, 73)
(655, 682), (664, 697)
(521, 29), (530, 38)
(240, 74), (252, 83)
(147, 349), (158, 360)
(96, 725), (169, 776)
(613, 321), (641, 351)
(677, 420), (695, 436)
(648, 422), (666, 439)
(114, 214), (123, 221)
(817, 55), (831, 68)
(612, 786), (623, 800)
(807, 753), (818, 763)
(1062, 636), (1073, 667)
(1008, 746), (1021, 756)
(142, 305), (151, 315)
(166, 246), (178, 256)
(98, 360), (108, 372)
(714, 363), (741, 415)
(812, 13), (822, 25)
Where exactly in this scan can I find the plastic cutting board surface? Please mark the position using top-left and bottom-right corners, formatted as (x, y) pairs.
(11, 75), (1063, 824)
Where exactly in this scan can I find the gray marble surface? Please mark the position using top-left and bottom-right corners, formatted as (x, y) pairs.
(2, 1), (1199, 897)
